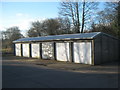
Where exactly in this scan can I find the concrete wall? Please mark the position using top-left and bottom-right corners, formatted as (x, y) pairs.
(15, 43), (21, 56)
(31, 43), (40, 58)
(22, 43), (30, 57)
(42, 42), (54, 59)
(73, 42), (92, 64)
(56, 42), (70, 62)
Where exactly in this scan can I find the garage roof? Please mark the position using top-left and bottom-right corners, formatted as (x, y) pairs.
(13, 32), (101, 43)
(13, 32), (104, 43)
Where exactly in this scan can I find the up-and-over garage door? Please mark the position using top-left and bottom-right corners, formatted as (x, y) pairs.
(42, 42), (54, 59)
(31, 43), (40, 58)
(22, 43), (30, 57)
(73, 42), (92, 64)
(56, 43), (70, 62)
(16, 41), (92, 65)
(15, 43), (21, 56)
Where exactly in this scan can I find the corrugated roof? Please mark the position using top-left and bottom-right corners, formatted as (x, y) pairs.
(13, 32), (101, 43)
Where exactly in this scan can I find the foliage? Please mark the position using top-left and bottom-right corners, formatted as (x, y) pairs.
(2, 27), (23, 41)
(43, 18), (61, 35)
(27, 21), (45, 37)
(27, 18), (72, 37)
(2, 26), (24, 53)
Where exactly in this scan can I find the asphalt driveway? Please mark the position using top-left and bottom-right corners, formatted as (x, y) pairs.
(2, 55), (119, 88)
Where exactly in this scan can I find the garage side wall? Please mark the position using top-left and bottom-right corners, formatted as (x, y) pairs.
(94, 34), (119, 64)
(111, 37), (119, 61)
(94, 34), (102, 65)
(102, 35), (119, 63)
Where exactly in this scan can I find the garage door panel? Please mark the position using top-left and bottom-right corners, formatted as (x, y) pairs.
(22, 44), (30, 57)
(56, 43), (70, 62)
(42, 42), (54, 59)
(74, 42), (91, 64)
(15, 44), (21, 56)
(31, 44), (40, 58)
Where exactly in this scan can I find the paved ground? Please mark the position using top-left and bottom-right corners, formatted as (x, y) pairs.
(2, 55), (119, 88)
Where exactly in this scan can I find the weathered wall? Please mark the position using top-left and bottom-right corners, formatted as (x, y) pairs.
(56, 42), (70, 62)
(15, 43), (21, 56)
(31, 43), (40, 58)
(22, 43), (30, 57)
(73, 42), (92, 64)
(42, 42), (54, 59)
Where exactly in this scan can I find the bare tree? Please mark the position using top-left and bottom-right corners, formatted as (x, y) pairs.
(59, 1), (80, 33)
(80, 1), (99, 33)
(97, 2), (118, 25)
(57, 17), (72, 34)
(81, 0), (85, 33)
(59, 0), (99, 33)
(93, 2), (120, 38)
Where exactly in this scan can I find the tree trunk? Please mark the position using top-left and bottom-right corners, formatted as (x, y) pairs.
(76, 2), (80, 33)
(81, 0), (85, 33)
(70, 3), (75, 27)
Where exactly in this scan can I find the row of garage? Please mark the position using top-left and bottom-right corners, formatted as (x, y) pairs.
(13, 32), (119, 65)
(15, 41), (92, 64)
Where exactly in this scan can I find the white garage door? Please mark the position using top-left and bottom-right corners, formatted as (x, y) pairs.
(74, 42), (92, 64)
(42, 42), (54, 59)
(56, 43), (70, 62)
(22, 43), (30, 57)
(31, 43), (40, 58)
(15, 43), (21, 56)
